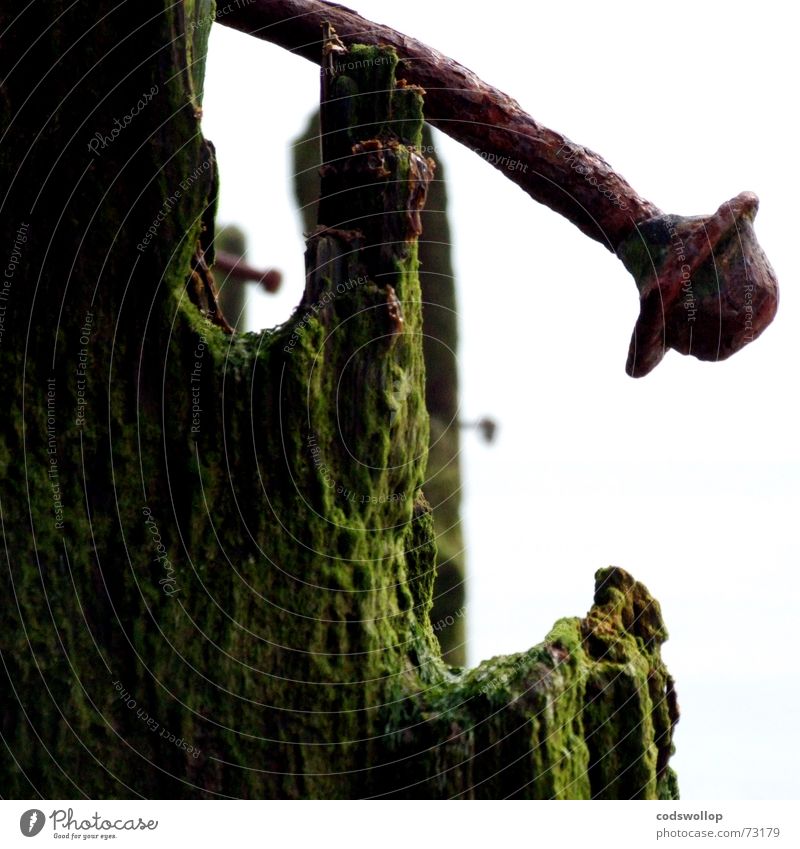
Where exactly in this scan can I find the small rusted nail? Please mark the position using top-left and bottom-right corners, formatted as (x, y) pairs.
(459, 417), (497, 444)
(213, 251), (282, 293)
(618, 191), (778, 377)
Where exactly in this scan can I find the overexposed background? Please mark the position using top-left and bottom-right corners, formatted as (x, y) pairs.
(201, 0), (799, 799)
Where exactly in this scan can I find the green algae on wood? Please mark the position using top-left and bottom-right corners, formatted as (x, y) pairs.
(293, 114), (467, 665)
(376, 567), (679, 799)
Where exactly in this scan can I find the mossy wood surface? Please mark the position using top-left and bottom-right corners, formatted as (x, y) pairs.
(0, 2), (677, 798)
(293, 114), (466, 665)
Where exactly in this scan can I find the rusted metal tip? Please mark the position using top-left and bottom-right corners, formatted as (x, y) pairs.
(213, 251), (283, 293)
(619, 191), (779, 378)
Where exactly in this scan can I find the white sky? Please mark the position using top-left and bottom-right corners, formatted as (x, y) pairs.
(202, 0), (799, 799)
